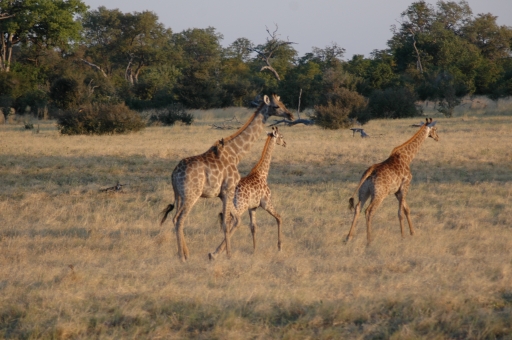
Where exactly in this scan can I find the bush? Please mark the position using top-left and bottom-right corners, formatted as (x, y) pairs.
(147, 103), (194, 126)
(57, 103), (145, 135)
(313, 87), (366, 129)
(367, 87), (421, 120)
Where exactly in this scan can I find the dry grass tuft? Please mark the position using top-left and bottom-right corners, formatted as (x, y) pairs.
(1, 108), (512, 338)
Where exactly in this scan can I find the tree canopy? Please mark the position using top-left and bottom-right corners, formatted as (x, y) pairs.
(1, 0), (511, 124)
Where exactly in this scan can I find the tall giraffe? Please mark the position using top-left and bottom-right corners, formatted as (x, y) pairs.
(160, 94), (293, 261)
(208, 127), (286, 260)
(346, 118), (439, 244)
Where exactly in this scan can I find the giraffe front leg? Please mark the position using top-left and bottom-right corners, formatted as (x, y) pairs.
(260, 199), (282, 251)
(209, 213), (241, 260)
(221, 190), (236, 258)
(403, 200), (415, 236)
(399, 180), (414, 237)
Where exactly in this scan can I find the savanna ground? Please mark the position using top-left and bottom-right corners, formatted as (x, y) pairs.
(1, 97), (512, 339)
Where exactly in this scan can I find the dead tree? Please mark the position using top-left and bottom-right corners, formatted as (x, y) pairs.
(248, 24), (296, 81)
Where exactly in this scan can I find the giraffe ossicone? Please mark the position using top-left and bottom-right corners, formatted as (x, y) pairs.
(346, 117), (439, 245)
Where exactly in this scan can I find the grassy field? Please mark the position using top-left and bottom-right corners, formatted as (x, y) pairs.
(1, 103), (512, 339)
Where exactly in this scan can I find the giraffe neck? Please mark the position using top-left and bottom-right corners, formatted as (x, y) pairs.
(390, 125), (430, 164)
(248, 135), (276, 179)
(222, 104), (268, 159)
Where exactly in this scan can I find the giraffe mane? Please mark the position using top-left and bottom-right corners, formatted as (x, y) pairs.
(390, 124), (428, 155)
(248, 133), (273, 175)
(221, 102), (265, 144)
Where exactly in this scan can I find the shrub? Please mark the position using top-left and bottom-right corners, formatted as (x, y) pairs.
(57, 103), (145, 135)
(367, 87), (421, 120)
(313, 87), (367, 129)
(147, 103), (194, 126)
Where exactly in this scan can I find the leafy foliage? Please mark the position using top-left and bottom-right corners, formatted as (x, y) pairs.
(50, 77), (81, 110)
(147, 103), (194, 126)
(367, 87), (421, 120)
(314, 87), (367, 129)
(1, 0), (512, 124)
(57, 103), (145, 135)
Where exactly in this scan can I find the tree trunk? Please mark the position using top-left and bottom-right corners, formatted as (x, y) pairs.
(0, 32), (14, 72)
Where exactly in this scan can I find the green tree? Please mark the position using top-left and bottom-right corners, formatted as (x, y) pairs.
(173, 27), (224, 109)
(0, 0), (87, 72)
(81, 7), (173, 85)
(219, 38), (257, 107)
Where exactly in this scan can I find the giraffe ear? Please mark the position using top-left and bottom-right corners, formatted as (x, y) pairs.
(263, 95), (270, 105)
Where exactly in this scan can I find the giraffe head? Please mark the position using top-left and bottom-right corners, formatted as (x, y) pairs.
(262, 94), (294, 121)
(269, 126), (286, 147)
(425, 118), (439, 141)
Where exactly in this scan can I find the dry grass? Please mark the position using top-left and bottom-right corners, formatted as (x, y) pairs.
(1, 107), (512, 339)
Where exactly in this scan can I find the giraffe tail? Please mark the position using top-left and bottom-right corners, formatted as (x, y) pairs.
(349, 197), (356, 211)
(160, 204), (175, 225)
(348, 164), (378, 211)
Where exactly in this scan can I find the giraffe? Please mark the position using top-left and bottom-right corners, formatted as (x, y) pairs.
(346, 118), (439, 245)
(160, 94), (293, 261)
(208, 127), (286, 260)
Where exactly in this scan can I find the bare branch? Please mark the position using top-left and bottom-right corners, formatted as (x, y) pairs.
(408, 28), (423, 74)
(0, 13), (15, 20)
(260, 65), (281, 81)
(269, 118), (314, 127)
(81, 59), (108, 78)
(247, 24), (296, 81)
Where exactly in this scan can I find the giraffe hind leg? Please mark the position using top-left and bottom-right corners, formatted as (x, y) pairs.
(346, 189), (370, 242)
(365, 196), (385, 245)
(173, 195), (199, 261)
(248, 208), (258, 251)
(395, 191), (406, 237)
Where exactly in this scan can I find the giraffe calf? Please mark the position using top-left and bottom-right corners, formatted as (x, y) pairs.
(209, 127), (286, 259)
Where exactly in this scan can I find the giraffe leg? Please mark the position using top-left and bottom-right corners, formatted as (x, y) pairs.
(220, 189), (236, 258)
(346, 193), (369, 242)
(261, 199), (282, 251)
(171, 185), (201, 261)
(403, 200), (415, 236)
(248, 208), (258, 251)
(208, 212), (241, 260)
(174, 202), (194, 262)
(346, 201), (361, 242)
(398, 180), (415, 236)
(365, 196), (385, 245)
(395, 191), (406, 237)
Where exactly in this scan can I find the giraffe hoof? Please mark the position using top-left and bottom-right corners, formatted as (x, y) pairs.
(345, 235), (353, 243)
(208, 253), (216, 261)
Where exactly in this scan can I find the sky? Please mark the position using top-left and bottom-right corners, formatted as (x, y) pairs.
(81, 0), (512, 59)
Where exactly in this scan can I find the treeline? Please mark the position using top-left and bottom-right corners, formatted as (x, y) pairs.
(1, 0), (511, 129)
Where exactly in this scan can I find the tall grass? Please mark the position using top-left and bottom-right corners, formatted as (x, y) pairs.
(1, 108), (511, 338)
